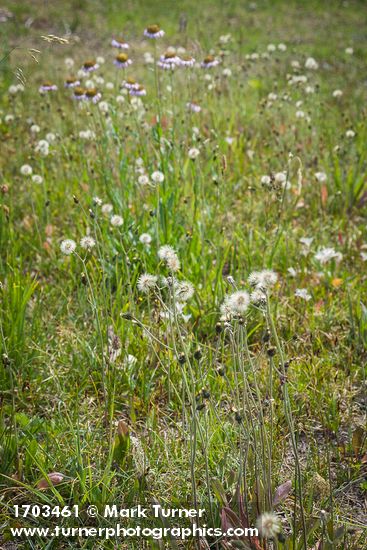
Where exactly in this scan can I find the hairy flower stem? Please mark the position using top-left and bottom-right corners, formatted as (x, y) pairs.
(266, 298), (308, 549)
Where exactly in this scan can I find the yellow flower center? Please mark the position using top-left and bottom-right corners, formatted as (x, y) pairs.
(74, 87), (85, 96)
(116, 53), (128, 62)
(204, 55), (214, 63)
(85, 88), (97, 97)
(147, 24), (160, 34)
(83, 60), (96, 69)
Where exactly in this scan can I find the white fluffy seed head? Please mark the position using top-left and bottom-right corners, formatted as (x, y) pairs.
(137, 273), (158, 293)
(20, 164), (33, 176)
(256, 512), (281, 539)
(60, 239), (76, 255)
(110, 215), (123, 227)
(173, 280), (195, 302)
(248, 269), (278, 289)
(80, 236), (96, 250)
(226, 290), (250, 314)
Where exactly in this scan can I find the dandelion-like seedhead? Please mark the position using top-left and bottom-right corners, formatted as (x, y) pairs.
(80, 236), (96, 250)
(173, 280), (195, 302)
(20, 164), (33, 176)
(248, 269), (278, 289)
(60, 239), (76, 255)
(158, 245), (180, 272)
(137, 273), (158, 293)
(256, 512), (281, 539)
(110, 215), (123, 227)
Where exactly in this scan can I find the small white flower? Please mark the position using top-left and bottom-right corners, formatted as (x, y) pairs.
(305, 85), (315, 94)
(261, 175), (271, 186)
(35, 139), (49, 156)
(20, 164), (33, 176)
(110, 215), (123, 227)
(188, 147), (200, 160)
(137, 273), (158, 293)
(296, 110), (305, 119)
(93, 196), (103, 206)
(256, 512), (281, 539)
(278, 43), (287, 51)
(267, 44), (276, 52)
(30, 124), (40, 133)
(138, 174), (150, 186)
(295, 288), (311, 301)
(305, 57), (319, 70)
(151, 171), (164, 184)
(332, 89), (343, 98)
(101, 203), (113, 215)
(274, 172), (287, 184)
(315, 171), (327, 183)
(32, 174), (43, 184)
(46, 132), (56, 143)
(287, 267), (297, 277)
(80, 236), (96, 250)
(60, 239), (76, 255)
(98, 101), (109, 113)
(139, 233), (152, 245)
(8, 84), (19, 95)
(64, 57), (75, 69)
(299, 237), (313, 248)
(345, 129), (355, 138)
(345, 47), (353, 55)
(315, 247), (342, 264)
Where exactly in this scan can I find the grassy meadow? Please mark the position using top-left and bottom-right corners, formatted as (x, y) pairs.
(0, 0), (366, 548)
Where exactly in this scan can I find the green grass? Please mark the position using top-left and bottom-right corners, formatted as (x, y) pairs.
(0, 0), (366, 548)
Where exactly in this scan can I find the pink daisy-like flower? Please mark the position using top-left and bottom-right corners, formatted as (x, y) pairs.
(84, 88), (102, 104)
(82, 60), (99, 73)
(157, 51), (181, 70)
(129, 85), (146, 96)
(201, 55), (220, 68)
(114, 53), (133, 68)
(73, 87), (86, 100)
(144, 24), (165, 39)
(124, 77), (139, 90)
(39, 81), (58, 93)
(186, 101), (201, 113)
(64, 77), (80, 88)
(180, 55), (196, 67)
(111, 38), (129, 49)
